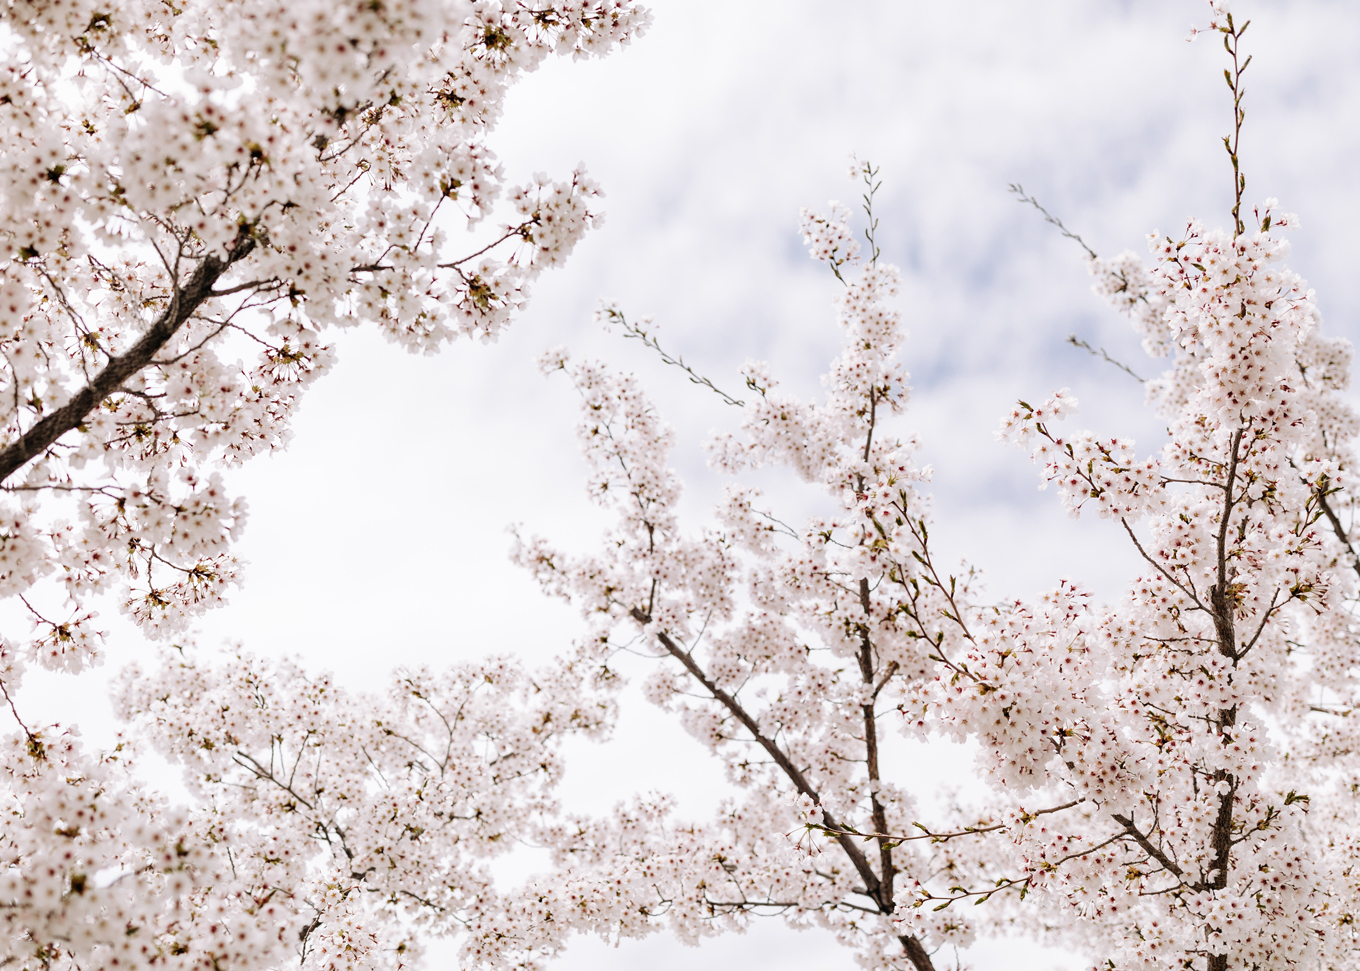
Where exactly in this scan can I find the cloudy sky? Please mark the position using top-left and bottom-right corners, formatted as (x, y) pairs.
(24, 1), (1360, 968)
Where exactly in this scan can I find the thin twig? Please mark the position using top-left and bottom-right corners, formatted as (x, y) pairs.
(1008, 184), (1099, 260)
(601, 306), (746, 407)
(1066, 335), (1146, 383)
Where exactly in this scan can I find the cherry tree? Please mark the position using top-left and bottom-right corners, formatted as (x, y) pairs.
(7, 2), (1358, 970)
(0, 0), (647, 967)
(0, 0), (646, 653)
(510, 5), (1360, 970)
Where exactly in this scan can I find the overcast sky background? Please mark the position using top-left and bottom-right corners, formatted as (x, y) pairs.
(20, 1), (1360, 969)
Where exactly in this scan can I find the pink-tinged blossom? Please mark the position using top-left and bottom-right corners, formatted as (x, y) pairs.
(516, 176), (961, 968)
(0, 731), (290, 971)
(0, 0), (648, 661)
(518, 150), (1360, 971)
(0, 0), (648, 966)
(118, 648), (612, 970)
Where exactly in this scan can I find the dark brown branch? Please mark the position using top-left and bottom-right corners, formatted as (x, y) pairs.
(231, 749), (316, 811)
(0, 678), (41, 759)
(856, 578), (895, 909)
(1208, 427), (1245, 661)
(899, 935), (937, 971)
(0, 234), (256, 484)
(1317, 487), (1360, 578)
(1204, 427), (1245, 901)
(633, 610), (936, 971)
(1120, 518), (1208, 613)
(210, 276), (280, 298)
(854, 573), (897, 913)
(1111, 813), (1191, 886)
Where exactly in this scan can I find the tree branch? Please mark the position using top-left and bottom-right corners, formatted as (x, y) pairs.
(633, 610), (937, 971)
(0, 234), (256, 484)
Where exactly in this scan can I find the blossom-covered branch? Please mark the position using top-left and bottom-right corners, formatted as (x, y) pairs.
(0, 0), (648, 658)
(515, 10), (1360, 966)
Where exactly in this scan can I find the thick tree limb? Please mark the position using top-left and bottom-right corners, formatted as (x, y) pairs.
(858, 577), (896, 909)
(1205, 427), (1244, 894)
(0, 236), (255, 484)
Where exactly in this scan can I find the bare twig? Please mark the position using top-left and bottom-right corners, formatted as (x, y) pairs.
(1066, 335), (1146, 383)
(601, 307), (746, 408)
(1008, 184), (1099, 260)
(1219, 13), (1252, 236)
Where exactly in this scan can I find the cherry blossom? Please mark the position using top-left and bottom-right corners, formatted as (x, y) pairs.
(6, 2), (1360, 970)
(0, 0), (648, 658)
(116, 647), (611, 970)
(515, 163), (955, 970)
(0, 724), (289, 971)
(0, 0), (649, 965)
(512, 10), (1360, 968)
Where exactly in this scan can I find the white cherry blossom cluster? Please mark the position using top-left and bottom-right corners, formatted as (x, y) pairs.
(0, 728), (289, 971)
(997, 388), (1165, 520)
(0, 0), (648, 961)
(892, 187), (1360, 969)
(1087, 252), (1172, 357)
(515, 196), (965, 969)
(799, 203), (860, 275)
(0, 0), (648, 663)
(7, 2), (1360, 969)
(517, 141), (1360, 970)
(114, 646), (611, 970)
